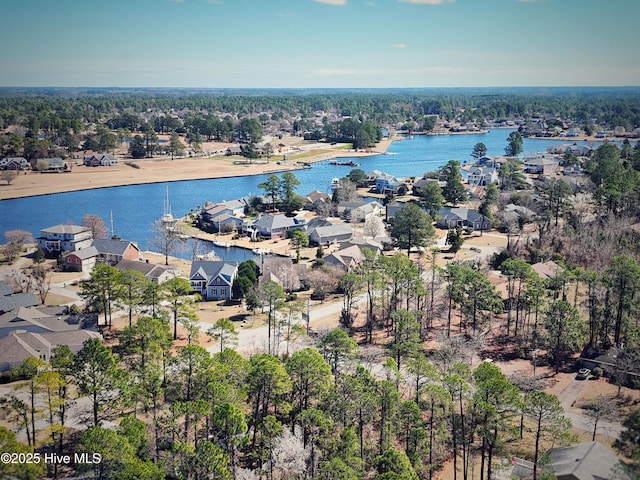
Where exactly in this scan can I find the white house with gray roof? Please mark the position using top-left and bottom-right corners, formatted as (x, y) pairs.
(308, 223), (353, 246)
(37, 224), (93, 255)
(189, 261), (238, 301)
(249, 214), (298, 239)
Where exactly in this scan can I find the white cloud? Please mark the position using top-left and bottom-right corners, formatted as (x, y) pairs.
(312, 0), (347, 5)
(398, 0), (454, 4)
(393, 43), (407, 49)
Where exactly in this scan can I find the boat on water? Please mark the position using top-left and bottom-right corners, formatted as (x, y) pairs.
(213, 240), (232, 248)
(385, 152), (397, 156)
(329, 160), (360, 167)
(330, 177), (340, 189)
(161, 186), (178, 227)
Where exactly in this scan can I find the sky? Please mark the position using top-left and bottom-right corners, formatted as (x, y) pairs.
(1, 0), (638, 89)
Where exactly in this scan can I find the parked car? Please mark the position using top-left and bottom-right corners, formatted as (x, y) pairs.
(576, 368), (591, 380)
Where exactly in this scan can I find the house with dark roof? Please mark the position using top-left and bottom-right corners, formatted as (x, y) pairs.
(304, 190), (332, 211)
(37, 224), (93, 255)
(189, 261), (238, 301)
(436, 207), (491, 231)
(0, 281), (38, 315)
(1, 157), (30, 170)
(115, 259), (178, 284)
(83, 154), (119, 167)
(92, 238), (142, 265)
(0, 330), (102, 372)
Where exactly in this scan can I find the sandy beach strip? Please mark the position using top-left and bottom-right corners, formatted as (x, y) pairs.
(0, 138), (395, 201)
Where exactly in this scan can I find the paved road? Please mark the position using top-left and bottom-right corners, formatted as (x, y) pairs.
(555, 377), (623, 440)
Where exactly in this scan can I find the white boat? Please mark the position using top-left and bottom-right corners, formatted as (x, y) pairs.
(330, 177), (340, 189)
(213, 241), (231, 248)
(161, 186), (178, 227)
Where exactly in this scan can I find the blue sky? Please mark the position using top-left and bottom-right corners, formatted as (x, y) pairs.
(1, 0), (638, 88)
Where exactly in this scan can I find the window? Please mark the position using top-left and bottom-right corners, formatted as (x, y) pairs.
(211, 289), (217, 296)
(221, 289), (226, 296)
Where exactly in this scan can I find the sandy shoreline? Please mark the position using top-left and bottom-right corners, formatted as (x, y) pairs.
(0, 138), (395, 201)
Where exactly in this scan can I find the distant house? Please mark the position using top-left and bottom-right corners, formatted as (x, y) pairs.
(436, 207), (491, 231)
(39, 157), (69, 173)
(189, 261), (238, 301)
(563, 164), (583, 176)
(467, 166), (498, 186)
(92, 238), (142, 265)
(249, 214), (298, 239)
(64, 246), (99, 273)
(0, 329), (102, 372)
(366, 169), (385, 185)
(413, 178), (446, 195)
(83, 154), (119, 167)
(226, 145), (243, 156)
(2, 157), (30, 170)
(115, 259), (177, 284)
(37, 224), (93, 255)
(308, 223), (353, 245)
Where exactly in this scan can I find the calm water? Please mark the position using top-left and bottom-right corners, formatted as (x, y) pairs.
(0, 130), (602, 255)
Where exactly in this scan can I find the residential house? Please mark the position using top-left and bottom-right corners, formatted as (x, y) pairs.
(0, 281), (38, 315)
(92, 238), (142, 265)
(37, 224), (93, 255)
(531, 260), (563, 279)
(63, 246), (99, 273)
(115, 259), (177, 284)
(523, 153), (560, 175)
(436, 207), (491, 231)
(375, 173), (404, 194)
(337, 200), (383, 223)
(39, 157), (69, 173)
(249, 214), (298, 239)
(467, 166), (498, 186)
(324, 244), (364, 270)
(2, 157), (30, 170)
(308, 223), (353, 246)
(563, 164), (583, 176)
(226, 145), (243, 156)
(189, 261), (238, 301)
(0, 329), (102, 373)
(385, 201), (406, 223)
(304, 190), (332, 211)
(0, 305), (98, 339)
(83, 154), (119, 167)
(366, 169), (384, 185)
(412, 178), (446, 195)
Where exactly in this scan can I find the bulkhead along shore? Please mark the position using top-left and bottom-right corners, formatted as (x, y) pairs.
(0, 136), (394, 200)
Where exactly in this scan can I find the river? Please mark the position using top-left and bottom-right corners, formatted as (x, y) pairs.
(0, 130), (601, 258)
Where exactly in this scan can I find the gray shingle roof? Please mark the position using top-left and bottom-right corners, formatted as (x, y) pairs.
(92, 238), (134, 256)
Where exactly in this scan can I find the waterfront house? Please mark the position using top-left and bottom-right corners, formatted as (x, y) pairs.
(115, 259), (178, 284)
(366, 169), (385, 185)
(523, 153), (560, 175)
(467, 166), (498, 186)
(92, 238), (142, 265)
(249, 214), (298, 239)
(2, 157), (30, 170)
(64, 246), (99, 273)
(436, 207), (491, 231)
(37, 224), (93, 256)
(39, 158), (69, 173)
(308, 223), (353, 246)
(83, 154), (119, 167)
(304, 190), (332, 211)
(375, 173), (404, 194)
(189, 261), (238, 301)
(226, 145), (243, 156)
